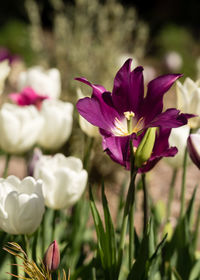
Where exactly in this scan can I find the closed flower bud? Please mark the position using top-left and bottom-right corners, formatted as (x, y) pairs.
(43, 240), (60, 272)
(135, 127), (156, 168)
(17, 66), (61, 99)
(28, 147), (43, 176)
(0, 176), (45, 234)
(79, 115), (99, 137)
(77, 88), (99, 138)
(165, 125), (190, 168)
(163, 221), (173, 241)
(0, 103), (43, 154)
(34, 154), (88, 209)
(37, 99), (73, 150)
(187, 132), (200, 169)
(176, 78), (200, 129)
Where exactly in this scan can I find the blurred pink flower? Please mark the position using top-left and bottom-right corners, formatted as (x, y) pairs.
(9, 87), (48, 110)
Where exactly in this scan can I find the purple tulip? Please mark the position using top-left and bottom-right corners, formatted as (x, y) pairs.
(0, 47), (20, 64)
(9, 87), (48, 109)
(187, 133), (200, 169)
(76, 59), (193, 172)
(43, 240), (60, 272)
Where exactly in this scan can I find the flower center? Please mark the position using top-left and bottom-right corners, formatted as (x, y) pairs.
(112, 111), (144, 136)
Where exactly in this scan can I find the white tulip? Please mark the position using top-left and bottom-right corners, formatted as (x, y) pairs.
(17, 66), (61, 99)
(165, 125), (190, 168)
(176, 78), (200, 128)
(34, 153), (88, 209)
(0, 60), (10, 94)
(79, 115), (99, 137)
(0, 176), (45, 234)
(0, 103), (43, 154)
(164, 51), (182, 72)
(37, 99), (73, 150)
(77, 88), (99, 138)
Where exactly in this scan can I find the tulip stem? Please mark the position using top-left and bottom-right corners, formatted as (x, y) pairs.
(83, 136), (94, 171)
(11, 255), (18, 280)
(166, 168), (177, 221)
(142, 173), (148, 235)
(128, 188), (135, 270)
(3, 154), (11, 178)
(118, 168), (137, 272)
(52, 210), (59, 241)
(42, 209), (46, 254)
(92, 267), (96, 280)
(180, 147), (188, 219)
(22, 235), (30, 258)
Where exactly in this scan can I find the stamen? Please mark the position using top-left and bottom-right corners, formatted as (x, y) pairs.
(132, 117), (143, 134)
(114, 117), (128, 135)
(124, 111), (135, 133)
(124, 111), (135, 120)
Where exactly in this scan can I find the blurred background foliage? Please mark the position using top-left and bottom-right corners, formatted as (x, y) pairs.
(0, 0), (200, 92)
(1, 0), (200, 183)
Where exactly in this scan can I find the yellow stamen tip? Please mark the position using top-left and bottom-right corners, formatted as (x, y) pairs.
(124, 111), (135, 120)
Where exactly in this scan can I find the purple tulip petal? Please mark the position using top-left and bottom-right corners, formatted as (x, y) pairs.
(142, 74), (182, 122)
(77, 96), (120, 132)
(146, 109), (192, 129)
(75, 77), (106, 97)
(187, 134), (200, 169)
(102, 135), (132, 168)
(112, 59), (144, 116)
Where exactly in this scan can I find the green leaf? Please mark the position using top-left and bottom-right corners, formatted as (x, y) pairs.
(101, 182), (117, 275)
(185, 185), (197, 230)
(127, 219), (155, 280)
(189, 259), (200, 280)
(89, 185), (107, 269)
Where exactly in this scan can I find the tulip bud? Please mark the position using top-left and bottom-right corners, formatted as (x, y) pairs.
(135, 127), (157, 168)
(163, 221), (173, 241)
(43, 240), (60, 272)
(187, 132), (200, 169)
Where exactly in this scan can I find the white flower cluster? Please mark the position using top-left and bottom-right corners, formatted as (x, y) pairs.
(0, 66), (73, 153)
(0, 65), (88, 235)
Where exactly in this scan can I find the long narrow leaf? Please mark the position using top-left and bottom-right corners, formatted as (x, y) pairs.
(89, 186), (107, 269)
(101, 182), (117, 277)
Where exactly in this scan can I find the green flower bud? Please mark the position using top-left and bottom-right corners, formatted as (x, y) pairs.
(163, 221), (173, 241)
(135, 127), (157, 168)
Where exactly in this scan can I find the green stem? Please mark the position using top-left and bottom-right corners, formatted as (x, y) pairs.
(118, 169), (137, 271)
(83, 136), (94, 171)
(42, 208), (46, 255)
(32, 229), (38, 262)
(142, 173), (148, 234)
(92, 267), (96, 280)
(129, 193), (135, 269)
(180, 147), (188, 219)
(166, 168), (177, 221)
(51, 210), (59, 241)
(22, 235), (30, 258)
(3, 154), (11, 178)
(11, 255), (18, 280)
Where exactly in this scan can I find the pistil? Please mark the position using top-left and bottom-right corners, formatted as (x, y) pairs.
(124, 111), (135, 134)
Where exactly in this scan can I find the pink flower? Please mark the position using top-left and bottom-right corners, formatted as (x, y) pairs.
(43, 240), (60, 272)
(9, 87), (48, 110)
